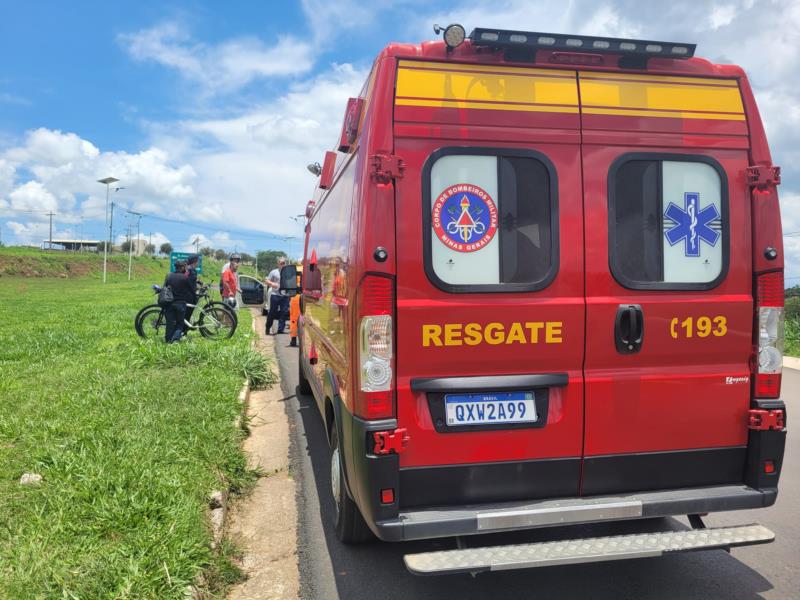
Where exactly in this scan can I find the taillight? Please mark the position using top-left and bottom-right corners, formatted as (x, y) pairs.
(755, 271), (784, 398)
(356, 276), (394, 419)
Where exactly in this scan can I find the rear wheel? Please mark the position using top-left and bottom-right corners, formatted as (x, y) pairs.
(136, 306), (166, 339)
(298, 355), (312, 395)
(198, 305), (237, 340)
(330, 426), (372, 544)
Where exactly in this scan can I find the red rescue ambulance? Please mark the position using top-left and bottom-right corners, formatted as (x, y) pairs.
(297, 25), (786, 575)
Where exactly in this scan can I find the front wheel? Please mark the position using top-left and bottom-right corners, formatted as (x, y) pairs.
(136, 306), (166, 339)
(330, 426), (372, 544)
(207, 301), (238, 326)
(198, 305), (237, 340)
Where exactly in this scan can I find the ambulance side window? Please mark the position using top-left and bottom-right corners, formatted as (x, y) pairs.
(609, 155), (728, 290)
(424, 148), (557, 293)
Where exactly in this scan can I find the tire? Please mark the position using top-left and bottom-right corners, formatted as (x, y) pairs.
(198, 305), (237, 340)
(329, 426), (373, 544)
(136, 306), (166, 339)
(134, 303), (160, 336)
(207, 301), (238, 326)
(298, 355), (312, 395)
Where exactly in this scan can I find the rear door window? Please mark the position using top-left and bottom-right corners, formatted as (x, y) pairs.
(423, 148), (558, 293)
(609, 155), (728, 290)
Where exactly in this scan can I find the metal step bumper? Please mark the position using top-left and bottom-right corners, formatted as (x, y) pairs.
(404, 524), (775, 575)
(375, 485), (776, 541)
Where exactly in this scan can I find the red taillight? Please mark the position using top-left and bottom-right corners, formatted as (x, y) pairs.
(756, 373), (781, 398)
(361, 276), (392, 315)
(355, 275), (394, 420)
(380, 488), (395, 504)
(757, 271), (783, 307)
(754, 271), (784, 399)
(355, 390), (393, 420)
(764, 460), (776, 474)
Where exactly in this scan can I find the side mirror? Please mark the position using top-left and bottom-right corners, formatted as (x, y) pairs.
(280, 264), (299, 296)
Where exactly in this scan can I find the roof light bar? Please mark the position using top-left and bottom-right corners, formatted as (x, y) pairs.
(470, 28), (695, 59)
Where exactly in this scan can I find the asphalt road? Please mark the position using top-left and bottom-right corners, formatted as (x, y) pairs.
(274, 336), (798, 599)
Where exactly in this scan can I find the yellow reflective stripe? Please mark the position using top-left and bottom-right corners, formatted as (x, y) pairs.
(579, 78), (744, 115)
(396, 67), (579, 108)
(582, 107), (746, 121)
(395, 97), (579, 113)
(398, 59), (573, 78)
(579, 71), (739, 87)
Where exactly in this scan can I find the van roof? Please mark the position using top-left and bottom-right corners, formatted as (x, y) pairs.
(378, 37), (745, 80)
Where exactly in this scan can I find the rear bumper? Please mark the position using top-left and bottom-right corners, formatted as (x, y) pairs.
(373, 484), (777, 542)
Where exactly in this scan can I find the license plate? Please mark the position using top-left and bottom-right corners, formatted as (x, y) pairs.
(444, 392), (537, 426)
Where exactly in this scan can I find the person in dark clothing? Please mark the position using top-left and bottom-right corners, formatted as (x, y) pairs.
(163, 260), (197, 343)
(184, 254), (200, 333)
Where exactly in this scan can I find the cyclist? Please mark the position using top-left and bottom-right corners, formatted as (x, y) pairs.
(184, 254), (200, 333)
(222, 255), (239, 309)
(220, 252), (241, 294)
(163, 260), (196, 343)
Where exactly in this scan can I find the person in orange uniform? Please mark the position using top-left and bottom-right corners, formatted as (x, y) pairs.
(289, 266), (303, 347)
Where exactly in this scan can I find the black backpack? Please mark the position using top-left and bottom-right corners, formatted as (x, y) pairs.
(157, 285), (175, 307)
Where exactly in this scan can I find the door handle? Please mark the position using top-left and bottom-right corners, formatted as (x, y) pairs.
(615, 304), (644, 354)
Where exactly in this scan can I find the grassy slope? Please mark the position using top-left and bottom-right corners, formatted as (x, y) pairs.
(1, 263), (272, 598)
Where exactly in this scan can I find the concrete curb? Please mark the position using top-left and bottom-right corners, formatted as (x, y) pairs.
(784, 356), (800, 371)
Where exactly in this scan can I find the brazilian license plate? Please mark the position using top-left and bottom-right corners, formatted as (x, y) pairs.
(444, 392), (537, 426)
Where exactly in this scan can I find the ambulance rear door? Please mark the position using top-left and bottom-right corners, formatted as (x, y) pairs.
(579, 70), (754, 495)
(392, 59), (586, 507)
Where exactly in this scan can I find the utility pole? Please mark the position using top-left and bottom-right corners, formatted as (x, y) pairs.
(148, 232), (152, 253)
(127, 222), (133, 280)
(97, 176), (119, 283)
(194, 237), (200, 254)
(47, 212), (54, 249)
(109, 202), (115, 254)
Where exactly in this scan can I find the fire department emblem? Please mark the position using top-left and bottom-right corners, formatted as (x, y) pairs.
(432, 184), (498, 252)
(663, 192), (721, 257)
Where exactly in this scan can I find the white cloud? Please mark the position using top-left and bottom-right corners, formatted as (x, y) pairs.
(144, 63), (367, 238)
(119, 22), (314, 94)
(8, 181), (58, 213)
(0, 158), (14, 198)
(709, 4), (738, 29)
(2, 128), (199, 223)
(5, 220), (73, 246)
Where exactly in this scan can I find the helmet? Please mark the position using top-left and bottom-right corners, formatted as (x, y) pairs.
(229, 253), (241, 262)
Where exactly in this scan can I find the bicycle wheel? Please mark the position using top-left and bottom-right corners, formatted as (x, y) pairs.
(134, 303), (161, 336)
(137, 306), (167, 339)
(208, 301), (238, 326)
(198, 305), (237, 340)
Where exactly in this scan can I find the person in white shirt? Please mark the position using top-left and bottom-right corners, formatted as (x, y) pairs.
(265, 257), (289, 334)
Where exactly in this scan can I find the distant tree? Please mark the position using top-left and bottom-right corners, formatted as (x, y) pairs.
(256, 250), (288, 278)
(785, 286), (800, 299)
(200, 246), (213, 257)
(145, 243), (156, 255)
(160, 242), (173, 256)
(120, 240), (133, 253)
(240, 252), (254, 264)
(96, 241), (110, 253)
(214, 248), (227, 260)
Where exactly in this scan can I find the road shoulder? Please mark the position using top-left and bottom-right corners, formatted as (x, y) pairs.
(227, 311), (299, 600)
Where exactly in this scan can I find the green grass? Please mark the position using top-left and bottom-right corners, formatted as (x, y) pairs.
(0, 274), (274, 598)
(785, 318), (800, 357)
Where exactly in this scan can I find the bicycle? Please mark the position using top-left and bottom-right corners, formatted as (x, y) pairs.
(135, 282), (238, 340)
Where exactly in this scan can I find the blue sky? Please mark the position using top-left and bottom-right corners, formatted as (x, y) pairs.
(1, 1), (799, 276)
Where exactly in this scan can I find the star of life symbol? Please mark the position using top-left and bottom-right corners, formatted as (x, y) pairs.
(432, 184), (498, 253)
(663, 192), (721, 257)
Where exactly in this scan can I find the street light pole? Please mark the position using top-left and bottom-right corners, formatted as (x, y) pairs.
(97, 177), (119, 283)
(126, 210), (142, 281)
